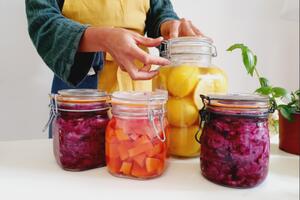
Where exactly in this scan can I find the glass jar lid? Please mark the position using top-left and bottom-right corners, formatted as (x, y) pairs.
(43, 89), (109, 132)
(56, 89), (108, 103)
(111, 90), (168, 107)
(200, 93), (272, 116)
(160, 36), (217, 59)
(206, 93), (270, 109)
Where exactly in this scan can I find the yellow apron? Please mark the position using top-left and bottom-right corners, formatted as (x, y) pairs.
(62, 0), (153, 93)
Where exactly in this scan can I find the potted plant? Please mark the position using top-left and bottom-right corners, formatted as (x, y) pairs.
(227, 44), (300, 155)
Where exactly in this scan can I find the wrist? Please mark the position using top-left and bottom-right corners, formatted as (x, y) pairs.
(78, 27), (113, 52)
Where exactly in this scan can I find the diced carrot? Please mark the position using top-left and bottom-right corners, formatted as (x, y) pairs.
(106, 142), (119, 158)
(131, 162), (149, 178)
(115, 128), (129, 141)
(106, 135), (119, 144)
(117, 119), (150, 138)
(117, 144), (129, 161)
(109, 117), (116, 129)
(129, 133), (139, 141)
(154, 147), (167, 160)
(157, 159), (165, 175)
(128, 142), (153, 158)
(107, 157), (122, 174)
(133, 153), (146, 167)
(119, 161), (132, 175)
(147, 143), (162, 157)
(133, 135), (151, 146)
(145, 157), (161, 173)
(106, 126), (115, 140)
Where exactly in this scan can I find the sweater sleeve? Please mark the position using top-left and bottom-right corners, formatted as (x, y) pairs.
(145, 0), (180, 38)
(25, 0), (96, 86)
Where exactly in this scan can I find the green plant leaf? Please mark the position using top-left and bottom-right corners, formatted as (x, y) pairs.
(227, 44), (256, 76)
(290, 90), (300, 111)
(259, 77), (269, 87)
(255, 86), (273, 95)
(227, 44), (245, 51)
(278, 105), (293, 121)
(272, 87), (287, 98)
(242, 49), (255, 76)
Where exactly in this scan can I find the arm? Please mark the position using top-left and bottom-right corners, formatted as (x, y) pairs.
(26, 0), (96, 86)
(146, 0), (204, 39)
(145, 0), (179, 38)
(26, 0), (170, 83)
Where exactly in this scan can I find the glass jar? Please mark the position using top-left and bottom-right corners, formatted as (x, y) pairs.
(106, 91), (168, 179)
(154, 37), (228, 157)
(197, 94), (272, 188)
(50, 89), (110, 171)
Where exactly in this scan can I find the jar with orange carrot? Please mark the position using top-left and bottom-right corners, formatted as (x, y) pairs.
(105, 91), (168, 179)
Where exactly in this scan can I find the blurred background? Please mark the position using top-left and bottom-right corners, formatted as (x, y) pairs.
(0, 0), (299, 140)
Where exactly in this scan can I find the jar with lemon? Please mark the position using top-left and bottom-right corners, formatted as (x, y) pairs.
(154, 37), (228, 157)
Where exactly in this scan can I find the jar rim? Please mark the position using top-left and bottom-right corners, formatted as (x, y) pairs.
(202, 93), (270, 110)
(167, 36), (213, 45)
(111, 90), (168, 106)
(160, 36), (217, 59)
(55, 89), (108, 103)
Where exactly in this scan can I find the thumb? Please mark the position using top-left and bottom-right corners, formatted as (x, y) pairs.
(135, 36), (164, 47)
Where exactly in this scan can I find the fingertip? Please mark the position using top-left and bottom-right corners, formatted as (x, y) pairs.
(148, 70), (159, 79)
(157, 57), (171, 65)
(151, 69), (159, 75)
(169, 33), (178, 39)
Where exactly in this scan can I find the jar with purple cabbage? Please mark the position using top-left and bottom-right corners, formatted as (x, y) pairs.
(50, 89), (110, 171)
(196, 94), (273, 188)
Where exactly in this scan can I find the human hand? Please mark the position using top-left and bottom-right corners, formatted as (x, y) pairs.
(160, 18), (204, 39)
(79, 27), (170, 80)
(101, 28), (170, 80)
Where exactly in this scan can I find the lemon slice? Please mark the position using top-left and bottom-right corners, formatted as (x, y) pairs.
(193, 74), (228, 110)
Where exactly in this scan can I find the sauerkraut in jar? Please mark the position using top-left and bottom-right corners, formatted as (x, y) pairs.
(50, 89), (110, 171)
(197, 94), (272, 188)
(106, 91), (168, 179)
(154, 37), (228, 157)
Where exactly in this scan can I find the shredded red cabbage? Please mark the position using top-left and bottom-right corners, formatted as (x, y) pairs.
(200, 113), (270, 188)
(52, 107), (109, 171)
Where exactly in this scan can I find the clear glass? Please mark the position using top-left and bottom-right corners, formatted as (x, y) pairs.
(200, 94), (270, 188)
(106, 91), (168, 179)
(155, 37), (228, 157)
(52, 89), (110, 171)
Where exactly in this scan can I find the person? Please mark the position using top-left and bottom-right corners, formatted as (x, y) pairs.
(25, 0), (204, 94)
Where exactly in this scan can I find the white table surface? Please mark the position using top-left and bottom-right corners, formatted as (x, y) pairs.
(0, 137), (299, 200)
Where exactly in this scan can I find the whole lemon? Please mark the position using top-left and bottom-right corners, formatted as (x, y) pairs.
(167, 65), (199, 98)
(193, 67), (228, 109)
(168, 125), (201, 157)
(157, 66), (172, 90)
(167, 96), (199, 127)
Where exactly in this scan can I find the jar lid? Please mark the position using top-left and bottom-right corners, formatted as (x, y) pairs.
(160, 36), (217, 59)
(56, 89), (108, 103)
(202, 93), (270, 109)
(111, 90), (168, 106)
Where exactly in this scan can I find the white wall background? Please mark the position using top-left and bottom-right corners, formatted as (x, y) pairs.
(0, 0), (299, 141)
